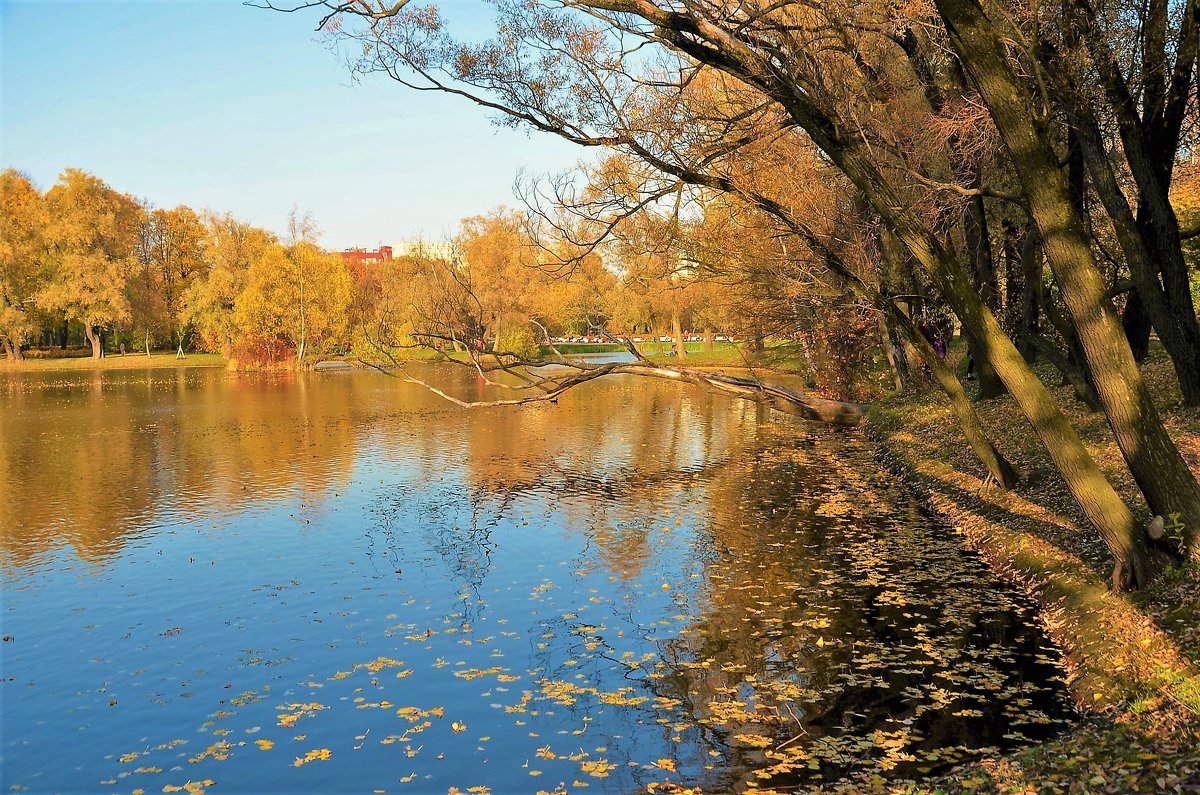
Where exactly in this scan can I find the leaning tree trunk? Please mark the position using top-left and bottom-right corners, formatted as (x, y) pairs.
(804, 224), (1017, 486)
(1065, 0), (1200, 404)
(882, 294), (1019, 488)
(1068, 99), (1200, 395)
(784, 85), (1161, 586)
(938, 0), (1200, 566)
(1038, 283), (1102, 411)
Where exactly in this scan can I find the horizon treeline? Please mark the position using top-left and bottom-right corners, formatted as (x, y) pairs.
(3, 166), (848, 375)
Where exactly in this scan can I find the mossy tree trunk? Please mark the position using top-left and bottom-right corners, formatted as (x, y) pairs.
(938, 0), (1200, 567)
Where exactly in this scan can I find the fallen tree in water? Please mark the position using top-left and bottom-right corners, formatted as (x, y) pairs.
(361, 331), (868, 427)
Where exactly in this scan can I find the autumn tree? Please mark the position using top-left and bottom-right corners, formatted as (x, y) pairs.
(39, 168), (142, 359)
(454, 208), (550, 354)
(0, 169), (49, 361)
(137, 205), (208, 352)
(182, 212), (274, 354)
(233, 241), (353, 364)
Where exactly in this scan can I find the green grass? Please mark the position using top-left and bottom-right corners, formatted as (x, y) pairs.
(539, 343), (628, 355)
(644, 341), (811, 373)
(1, 351), (226, 371)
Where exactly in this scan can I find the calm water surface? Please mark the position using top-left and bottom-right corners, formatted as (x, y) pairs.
(0, 366), (1074, 794)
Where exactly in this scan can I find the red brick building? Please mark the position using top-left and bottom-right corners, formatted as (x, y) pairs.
(339, 246), (393, 266)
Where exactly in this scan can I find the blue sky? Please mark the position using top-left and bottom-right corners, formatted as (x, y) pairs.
(1, 0), (586, 248)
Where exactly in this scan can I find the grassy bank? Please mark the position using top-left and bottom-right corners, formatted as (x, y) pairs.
(867, 345), (1200, 794)
(643, 341), (811, 372)
(1, 351), (226, 371)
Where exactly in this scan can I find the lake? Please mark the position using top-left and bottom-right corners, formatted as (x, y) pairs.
(0, 365), (1074, 793)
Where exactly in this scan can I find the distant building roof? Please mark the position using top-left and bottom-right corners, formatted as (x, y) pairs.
(339, 245), (393, 264)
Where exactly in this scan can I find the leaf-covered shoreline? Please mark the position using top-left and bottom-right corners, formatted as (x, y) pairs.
(867, 346), (1200, 794)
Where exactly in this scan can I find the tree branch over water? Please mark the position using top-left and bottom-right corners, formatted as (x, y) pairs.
(359, 323), (867, 425)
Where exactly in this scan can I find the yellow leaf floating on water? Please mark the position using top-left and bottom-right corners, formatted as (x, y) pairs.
(293, 748), (331, 767)
(276, 702), (327, 728)
(653, 758), (677, 772)
(451, 721), (467, 733)
(255, 739), (274, 751)
(400, 772), (416, 783)
(161, 781), (214, 794)
(580, 759), (616, 778)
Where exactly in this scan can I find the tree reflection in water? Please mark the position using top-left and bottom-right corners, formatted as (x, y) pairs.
(0, 367), (1073, 793)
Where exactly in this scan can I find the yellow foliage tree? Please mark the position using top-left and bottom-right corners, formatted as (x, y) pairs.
(39, 168), (143, 359)
(0, 169), (49, 361)
(233, 242), (353, 364)
(182, 212), (275, 354)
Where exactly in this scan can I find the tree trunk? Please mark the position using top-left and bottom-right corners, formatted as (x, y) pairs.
(1122, 290), (1153, 363)
(671, 311), (687, 358)
(1002, 220), (1021, 321)
(962, 165), (1007, 399)
(1, 338), (13, 361)
(1015, 226), (1043, 362)
(879, 316), (906, 391)
(783, 79), (1158, 586)
(60, 319), (69, 350)
(703, 327), (714, 353)
(749, 321), (766, 353)
(939, 0), (1200, 566)
(1037, 283), (1101, 410)
(808, 227), (1016, 486)
(1132, 203), (1200, 401)
(84, 325), (103, 359)
(1067, 96), (1200, 396)
(884, 296), (1019, 487)
(1065, 0), (1200, 404)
